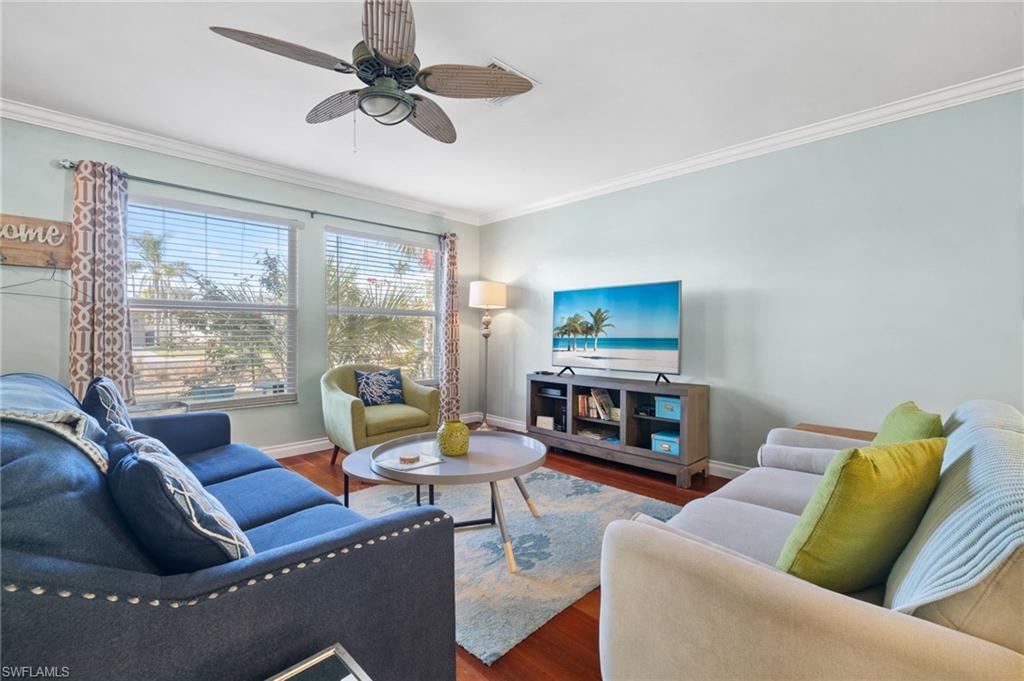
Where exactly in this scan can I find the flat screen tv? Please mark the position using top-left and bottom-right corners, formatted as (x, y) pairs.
(552, 280), (681, 375)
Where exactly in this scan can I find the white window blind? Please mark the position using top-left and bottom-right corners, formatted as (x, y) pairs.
(325, 229), (440, 381)
(126, 200), (297, 408)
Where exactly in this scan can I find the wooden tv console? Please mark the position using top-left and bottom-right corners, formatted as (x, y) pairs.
(526, 373), (710, 488)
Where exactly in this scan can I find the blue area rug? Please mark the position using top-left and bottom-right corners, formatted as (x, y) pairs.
(346, 467), (680, 664)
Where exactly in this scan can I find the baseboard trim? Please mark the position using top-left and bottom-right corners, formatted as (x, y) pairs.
(260, 437), (333, 460)
(708, 460), (749, 480)
(462, 412), (529, 432)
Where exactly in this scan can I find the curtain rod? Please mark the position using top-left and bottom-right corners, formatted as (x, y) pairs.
(57, 159), (442, 240)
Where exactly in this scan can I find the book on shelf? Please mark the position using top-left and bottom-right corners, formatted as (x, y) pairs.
(578, 393), (609, 420)
(591, 388), (616, 421)
(574, 390), (618, 422)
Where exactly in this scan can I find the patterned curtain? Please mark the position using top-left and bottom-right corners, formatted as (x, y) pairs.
(438, 232), (461, 421)
(68, 161), (135, 402)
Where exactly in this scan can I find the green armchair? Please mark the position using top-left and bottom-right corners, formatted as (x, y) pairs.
(321, 364), (440, 465)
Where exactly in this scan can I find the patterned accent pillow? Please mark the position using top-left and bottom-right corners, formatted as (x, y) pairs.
(354, 368), (406, 406)
(106, 424), (254, 573)
(82, 377), (133, 432)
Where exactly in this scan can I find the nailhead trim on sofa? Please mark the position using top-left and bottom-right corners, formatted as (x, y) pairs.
(2, 515), (451, 608)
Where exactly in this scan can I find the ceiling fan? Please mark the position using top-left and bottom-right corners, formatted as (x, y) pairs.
(211, 0), (533, 144)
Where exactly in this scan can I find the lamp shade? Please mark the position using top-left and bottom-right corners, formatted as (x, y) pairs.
(469, 281), (507, 309)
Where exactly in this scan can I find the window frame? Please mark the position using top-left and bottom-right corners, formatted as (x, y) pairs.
(125, 194), (301, 411)
(323, 226), (442, 383)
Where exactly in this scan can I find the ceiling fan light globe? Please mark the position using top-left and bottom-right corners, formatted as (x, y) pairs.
(357, 78), (415, 126)
(373, 100), (414, 125)
(359, 94), (400, 117)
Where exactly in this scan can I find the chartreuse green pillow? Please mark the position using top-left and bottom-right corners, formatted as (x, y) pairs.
(872, 401), (943, 445)
(776, 438), (945, 593)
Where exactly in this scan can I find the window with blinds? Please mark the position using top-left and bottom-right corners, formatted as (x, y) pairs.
(324, 230), (439, 381)
(126, 200), (297, 408)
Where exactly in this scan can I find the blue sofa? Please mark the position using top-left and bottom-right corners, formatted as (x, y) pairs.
(0, 373), (456, 681)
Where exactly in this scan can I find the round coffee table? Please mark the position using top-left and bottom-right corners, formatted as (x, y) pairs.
(341, 431), (547, 573)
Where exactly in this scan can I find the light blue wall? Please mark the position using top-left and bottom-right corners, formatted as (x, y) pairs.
(5, 94), (1021, 465)
(0, 119), (481, 449)
(479, 93), (1024, 467)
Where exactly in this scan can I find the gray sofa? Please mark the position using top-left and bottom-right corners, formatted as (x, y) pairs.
(600, 400), (1023, 680)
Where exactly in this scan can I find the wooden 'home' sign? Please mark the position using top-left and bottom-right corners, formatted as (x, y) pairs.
(0, 214), (73, 269)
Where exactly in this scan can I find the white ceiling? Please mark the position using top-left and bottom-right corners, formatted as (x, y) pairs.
(2, 2), (1022, 223)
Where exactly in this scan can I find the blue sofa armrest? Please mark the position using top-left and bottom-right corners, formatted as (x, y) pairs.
(0, 506), (456, 681)
(132, 412), (231, 456)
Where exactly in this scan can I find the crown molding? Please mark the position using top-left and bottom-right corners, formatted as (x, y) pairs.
(0, 99), (483, 226)
(4, 67), (1020, 228)
(479, 67), (1024, 225)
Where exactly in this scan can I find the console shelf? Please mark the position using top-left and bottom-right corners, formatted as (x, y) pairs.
(574, 415), (620, 427)
(526, 373), (710, 488)
(632, 413), (682, 424)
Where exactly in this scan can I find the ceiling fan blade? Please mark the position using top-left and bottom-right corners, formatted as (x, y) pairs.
(211, 27), (355, 74)
(416, 64), (532, 99)
(362, 0), (416, 68)
(306, 90), (362, 124)
(408, 95), (456, 144)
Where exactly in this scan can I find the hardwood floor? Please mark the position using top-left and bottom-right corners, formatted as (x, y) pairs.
(280, 444), (727, 681)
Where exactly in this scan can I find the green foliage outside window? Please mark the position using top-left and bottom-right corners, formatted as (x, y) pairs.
(127, 223), (292, 402)
(325, 236), (437, 380)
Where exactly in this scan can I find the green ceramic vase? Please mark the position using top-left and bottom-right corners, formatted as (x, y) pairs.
(437, 419), (469, 456)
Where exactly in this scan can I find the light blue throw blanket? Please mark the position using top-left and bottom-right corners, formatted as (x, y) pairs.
(885, 400), (1024, 614)
(0, 373), (108, 472)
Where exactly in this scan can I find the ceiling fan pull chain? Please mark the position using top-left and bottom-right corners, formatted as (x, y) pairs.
(353, 111), (358, 154)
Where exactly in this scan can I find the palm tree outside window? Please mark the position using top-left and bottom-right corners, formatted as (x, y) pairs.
(125, 199), (298, 408)
(324, 229), (440, 381)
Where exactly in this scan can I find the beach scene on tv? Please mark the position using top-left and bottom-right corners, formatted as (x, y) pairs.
(552, 281), (681, 374)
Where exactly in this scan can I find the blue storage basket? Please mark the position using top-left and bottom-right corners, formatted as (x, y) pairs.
(654, 396), (681, 420)
(651, 430), (680, 456)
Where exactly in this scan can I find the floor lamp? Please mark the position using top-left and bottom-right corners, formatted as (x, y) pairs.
(469, 280), (507, 431)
